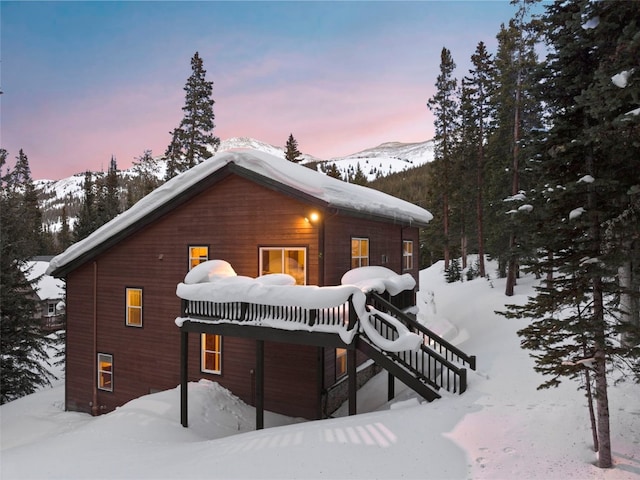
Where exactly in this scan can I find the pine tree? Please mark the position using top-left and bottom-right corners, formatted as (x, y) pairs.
(484, 6), (541, 287)
(1, 149), (55, 403)
(350, 162), (368, 186)
(464, 41), (495, 277)
(57, 204), (72, 251)
(74, 171), (98, 241)
(128, 149), (161, 207)
(427, 47), (459, 270)
(8, 149), (45, 257)
(503, 0), (640, 468)
(95, 156), (121, 227)
(454, 80), (479, 269)
(284, 134), (303, 163)
(324, 163), (342, 180)
(164, 52), (220, 180)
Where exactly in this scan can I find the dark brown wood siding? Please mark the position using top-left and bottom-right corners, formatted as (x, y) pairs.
(64, 172), (420, 419)
(323, 215), (420, 289)
(193, 337), (321, 419)
(65, 174), (323, 417)
(65, 263), (98, 414)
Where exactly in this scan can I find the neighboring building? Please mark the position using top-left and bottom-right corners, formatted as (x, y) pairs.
(47, 149), (433, 419)
(24, 256), (65, 332)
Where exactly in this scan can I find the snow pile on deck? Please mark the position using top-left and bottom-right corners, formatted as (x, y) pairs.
(341, 266), (416, 296)
(176, 261), (421, 352)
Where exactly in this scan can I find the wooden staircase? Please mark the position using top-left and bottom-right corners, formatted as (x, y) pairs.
(359, 292), (476, 402)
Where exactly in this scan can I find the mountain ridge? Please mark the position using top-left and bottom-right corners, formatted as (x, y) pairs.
(36, 136), (434, 232)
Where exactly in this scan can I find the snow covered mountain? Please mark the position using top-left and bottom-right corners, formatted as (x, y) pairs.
(36, 137), (434, 232)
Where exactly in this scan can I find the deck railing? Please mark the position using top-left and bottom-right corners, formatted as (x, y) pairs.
(185, 296), (359, 331)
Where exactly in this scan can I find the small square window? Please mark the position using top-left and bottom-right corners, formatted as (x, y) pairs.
(189, 246), (209, 270)
(126, 288), (143, 327)
(351, 238), (369, 269)
(98, 353), (113, 392)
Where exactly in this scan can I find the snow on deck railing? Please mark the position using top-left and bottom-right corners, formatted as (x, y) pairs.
(178, 298), (359, 344)
(174, 261), (422, 352)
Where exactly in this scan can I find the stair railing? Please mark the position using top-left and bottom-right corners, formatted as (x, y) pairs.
(367, 292), (476, 371)
(366, 310), (468, 394)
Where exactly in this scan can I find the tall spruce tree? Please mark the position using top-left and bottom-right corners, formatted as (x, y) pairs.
(165, 52), (220, 180)
(427, 47), (459, 270)
(323, 162), (342, 180)
(284, 134), (303, 163)
(0, 149), (55, 403)
(504, 1), (541, 296)
(483, 6), (541, 287)
(74, 171), (98, 241)
(453, 79), (479, 269)
(95, 156), (120, 227)
(502, 0), (640, 468)
(128, 149), (161, 207)
(8, 149), (45, 256)
(58, 204), (72, 252)
(464, 41), (495, 277)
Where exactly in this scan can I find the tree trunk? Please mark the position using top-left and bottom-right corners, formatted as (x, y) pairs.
(505, 68), (521, 297)
(594, 346), (612, 468)
(477, 139), (486, 277)
(443, 192), (450, 270)
(584, 367), (598, 452)
(619, 259), (639, 346)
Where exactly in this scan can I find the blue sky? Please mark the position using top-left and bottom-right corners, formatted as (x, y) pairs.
(1, 1), (519, 180)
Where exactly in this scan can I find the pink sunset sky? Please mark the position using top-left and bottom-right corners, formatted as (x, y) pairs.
(2, 1), (520, 180)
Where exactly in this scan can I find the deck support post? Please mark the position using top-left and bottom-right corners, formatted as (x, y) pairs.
(388, 372), (395, 401)
(256, 339), (264, 430)
(348, 348), (357, 416)
(180, 329), (188, 428)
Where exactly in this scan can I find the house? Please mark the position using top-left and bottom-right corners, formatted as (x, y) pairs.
(47, 149), (435, 420)
(24, 256), (65, 332)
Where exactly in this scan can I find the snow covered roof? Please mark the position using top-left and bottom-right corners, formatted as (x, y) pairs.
(24, 260), (65, 300)
(47, 149), (432, 277)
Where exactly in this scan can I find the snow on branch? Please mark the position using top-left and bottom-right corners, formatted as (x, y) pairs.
(569, 207), (586, 220)
(577, 175), (595, 184)
(611, 69), (634, 89)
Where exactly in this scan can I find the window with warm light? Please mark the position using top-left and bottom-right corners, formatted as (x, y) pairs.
(351, 238), (369, 269)
(97, 353), (113, 391)
(336, 348), (347, 378)
(260, 247), (307, 284)
(403, 240), (414, 270)
(189, 245), (209, 270)
(201, 334), (222, 374)
(126, 287), (143, 327)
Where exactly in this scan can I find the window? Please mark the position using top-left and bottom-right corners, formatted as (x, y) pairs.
(260, 247), (307, 285)
(189, 245), (209, 270)
(47, 302), (56, 317)
(351, 238), (369, 269)
(336, 348), (347, 378)
(126, 288), (143, 327)
(201, 334), (222, 374)
(403, 240), (414, 270)
(98, 353), (113, 391)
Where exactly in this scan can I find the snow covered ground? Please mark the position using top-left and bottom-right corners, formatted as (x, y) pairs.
(2, 261), (639, 479)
